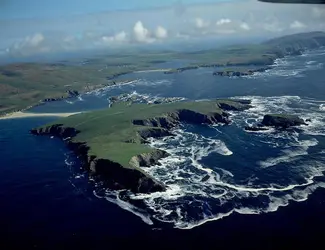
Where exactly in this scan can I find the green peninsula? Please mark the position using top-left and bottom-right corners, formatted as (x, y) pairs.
(31, 99), (250, 193)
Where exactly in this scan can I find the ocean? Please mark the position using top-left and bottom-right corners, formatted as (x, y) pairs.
(1, 48), (325, 248)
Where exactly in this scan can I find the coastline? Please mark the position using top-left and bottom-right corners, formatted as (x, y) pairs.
(2, 35), (324, 117)
(0, 111), (81, 120)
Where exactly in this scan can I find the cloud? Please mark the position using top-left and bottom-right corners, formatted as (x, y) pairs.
(28, 33), (45, 46)
(101, 31), (127, 44)
(133, 21), (155, 43)
(114, 31), (127, 42)
(2, 0), (325, 58)
(240, 22), (251, 31)
(216, 19), (232, 26)
(195, 17), (209, 29)
(155, 26), (168, 39)
(290, 20), (306, 29)
(8, 33), (49, 56)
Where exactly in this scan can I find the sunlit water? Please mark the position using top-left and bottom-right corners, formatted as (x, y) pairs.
(1, 48), (325, 245)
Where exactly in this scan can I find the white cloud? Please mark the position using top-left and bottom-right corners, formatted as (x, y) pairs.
(155, 26), (168, 39)
(216, 18), (231, 26)
(28, 33), (44, 46)
(114, 31), (127, 42)
(133, 21), (155, 43)
(195, 17), (209, 29)
(101, 31), (127, 44)
(9, 33), (48, 56)
(290, 20), (306, 29)
(240, 22), (251, 31)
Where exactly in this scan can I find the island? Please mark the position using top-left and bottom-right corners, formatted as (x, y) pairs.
(30, 99), (251, 194)
(213, 66), (272, 77)
(245, 114), (308, 131)
(1, 31), (325, 116)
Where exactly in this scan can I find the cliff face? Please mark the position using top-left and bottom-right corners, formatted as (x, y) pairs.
(262, 114), (307, 128)
(129, 150), (170, 168)
(216, 100), (252, 111)
(133, 109), (230, 131)
(245, 114), (307, 131)
(30, 125), (166, 194)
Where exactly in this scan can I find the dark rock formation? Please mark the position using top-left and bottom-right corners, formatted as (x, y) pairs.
(164, 66), (199, 74)
(137, 128), (174, 140)
(216, 99), (252, 111)
(133, 109), (231, 131)
(133, 116), (179, 129)
(262, 114), (307, 128)
(129, 150), (170, 168)
(89, 157), (166, 193)
(201, 174), (210, 182)
(213, 67), (271, 77)
(42, 97), (65, 103)
(30, 125), (166, 194)
(244, 126), (270, 132)
(176, 109), (230, 125)
(67, 90), (79, 97)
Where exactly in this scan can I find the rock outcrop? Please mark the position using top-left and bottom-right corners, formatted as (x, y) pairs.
(213, 67), (271, 77)
(262, 114), (307, 128)
(67, 90), (79, 97)
(216, 99), (252, 111)
(129, 150), (170, 168)
(133, 109), (231, 131)
(137, 128), (174, 140)
(244, 126), (270, 132)
(30, 125), (166, 194)
(244, 114), (308, 131)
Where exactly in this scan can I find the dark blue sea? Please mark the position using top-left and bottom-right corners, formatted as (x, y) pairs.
(1, 49), (325, 249)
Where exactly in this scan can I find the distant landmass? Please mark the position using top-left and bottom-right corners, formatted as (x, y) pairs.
(1, 31), (325, 115)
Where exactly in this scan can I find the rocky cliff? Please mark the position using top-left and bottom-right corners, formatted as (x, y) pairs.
(133, 109), (231, 131)
(30, 125), (166, 193)
(244, 114), (307, 131)
(262, 114), (307, 128)
(216, 99), (252, 111)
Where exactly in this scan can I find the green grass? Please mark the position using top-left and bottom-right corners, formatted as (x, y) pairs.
(44, 100), (224, 167)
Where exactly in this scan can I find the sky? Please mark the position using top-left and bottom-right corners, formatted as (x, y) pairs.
(0, 0), (324, 58)
(0, 0), (229, 19)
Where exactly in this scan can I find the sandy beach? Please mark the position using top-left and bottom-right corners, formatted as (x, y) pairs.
(133, 68), (170, 73)
(0, 111), (80, 120)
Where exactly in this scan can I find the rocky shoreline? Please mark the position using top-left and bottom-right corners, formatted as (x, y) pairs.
(30, 99), (251, 194)
(245, 114), (308, 131)
(213, 67), (272, 77)
(30, 124), (167, 193)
